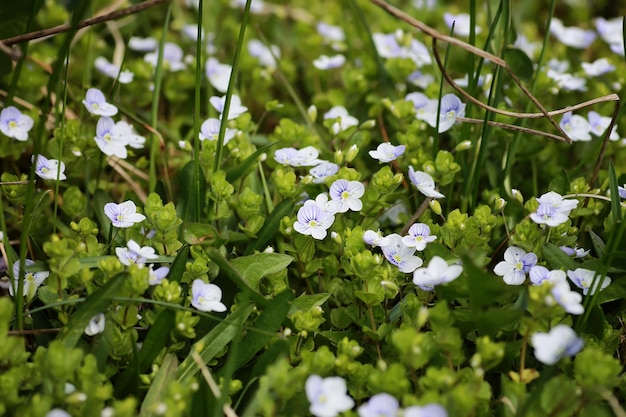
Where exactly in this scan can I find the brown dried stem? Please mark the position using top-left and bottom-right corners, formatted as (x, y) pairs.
(0, 0), (170, 46)
(369, 0), (620, 145)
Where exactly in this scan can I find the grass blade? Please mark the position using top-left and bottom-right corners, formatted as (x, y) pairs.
(176, 303), (254, 384)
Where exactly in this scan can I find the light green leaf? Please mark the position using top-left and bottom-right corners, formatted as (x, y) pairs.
(230, 253), (294, 291)
(288, 292), (330, 316)
(139, 353), (179, 417)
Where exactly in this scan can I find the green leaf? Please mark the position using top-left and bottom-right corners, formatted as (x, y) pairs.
(219, 290), (294, 374)
(244, 199), (294, 255)
(463, 255), (521, 310)
(57, 273), (127, 349)
(543, 243), (578, 271)
(608, 161), (622, 223)
(168, 245), (190, 283)
(225, 141), (279, 183)
(504, 47), (534, 81)
(206, 248), (268, 307)
(139, 353), (179, 417)
(288, 293), (330, 316)
(176, 303), (254, 384)
(93, 189), (112, 238)
(230, 253), (294, 291)
(176, 160), (206, 224)
(588, 228), (606, 258)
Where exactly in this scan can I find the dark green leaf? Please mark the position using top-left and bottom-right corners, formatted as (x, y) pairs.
(588, 228), (606, 258)
(176, 161), (206, 224)
(140, 353), (178, 417)
(463, 255), (521, 310)
(608, 161), (622, 223)
(504, 47), (534, 81)
(244, 199), (294, 255)
(176, 303), (254, 384)
(168, 245), (190, 283)
(219, 290), (294, 374)
(58, 273), (127, 349)
(225, 141), (279, 183)
(543, 243), (578, 271)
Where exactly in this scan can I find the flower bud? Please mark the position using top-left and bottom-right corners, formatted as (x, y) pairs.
(334, 149), (344, 165)
(495, 197), (507, 212)
(307, 104), (317, 122)
(359, 119), (376, 130)
(512, 188), (524, 204)
(429, 199), (442, 216)
(423, 161), (436, 175)
(455, 140), (472, 152)
(345, 144), (359, 163)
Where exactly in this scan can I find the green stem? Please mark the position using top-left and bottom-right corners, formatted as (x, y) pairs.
(149, 3), (173, 193)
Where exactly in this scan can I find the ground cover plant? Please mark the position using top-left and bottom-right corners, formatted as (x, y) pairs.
(2, 0), (626, 415)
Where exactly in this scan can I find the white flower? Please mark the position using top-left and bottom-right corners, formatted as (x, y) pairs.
(559, 111), (591, 141)
(85, 313), (106, 336)
(381, 234), (423, 273)
(310, 162), (339, 184)
(547, 70), (587, 92)
(248, 39), (280, 69)
(403, 404), (448, 417)
(293, 200), (335, 240)
(595, 17), (624, 45)
(83, 88), (118, 117)
(115, 239), (158, 265)
(316, 22), (345, 44)
(537, 191), (578, 213)
(327, 179), (365, 213)
(529, 265), (566, 285)
(0, 106), (34, 141)
(412, 256), (463, 291)
(294, 146), (322, 167)
(426, 94), (465, 133)
(549, 18), (596, 49)
(530, 203), (570, 227)
(587, 111), (619, 140)
(550, 279), (584, 315)
(148, 265), (170, 286)
(531, 324), (583, 365)
(10, 259), (49, 298)
(94, 117), (129, 158)
(363, 230), (388, 247)
(405, 92), (437, 121)
(368, 142), (406, 163)
(45, 409), (71, 417)
(358, 393), (398, 417)
(209, 95), (248, 120)
(32, 155), (66, 180)
(313, 54), (346, 70)
(104, 200), (146, 228)
(128, 36), (158, 52)
(402, 223), (436, 251)
(408, 166), (445, 199)
(567, 268), (611, 295)
(493, 246), (537, 285)
(205, 58), (232, 93)
(559, 246), (590, 258)
(443, 12), (482, 37)
(116, 121), (146, 149)
(144, 42), (186, 71)
(199, 117), (237, 144)
(306, 375), (355, 417)
(191, 279), (227, 312)
(94, 57), (134, 84)
(323, 106), (359, 134)
(581, 58), (615, 77)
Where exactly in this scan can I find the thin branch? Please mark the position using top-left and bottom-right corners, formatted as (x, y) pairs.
(191, 351), (239, 417)
(369, 0), (621, 145)
(0, 0), (170, 46)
